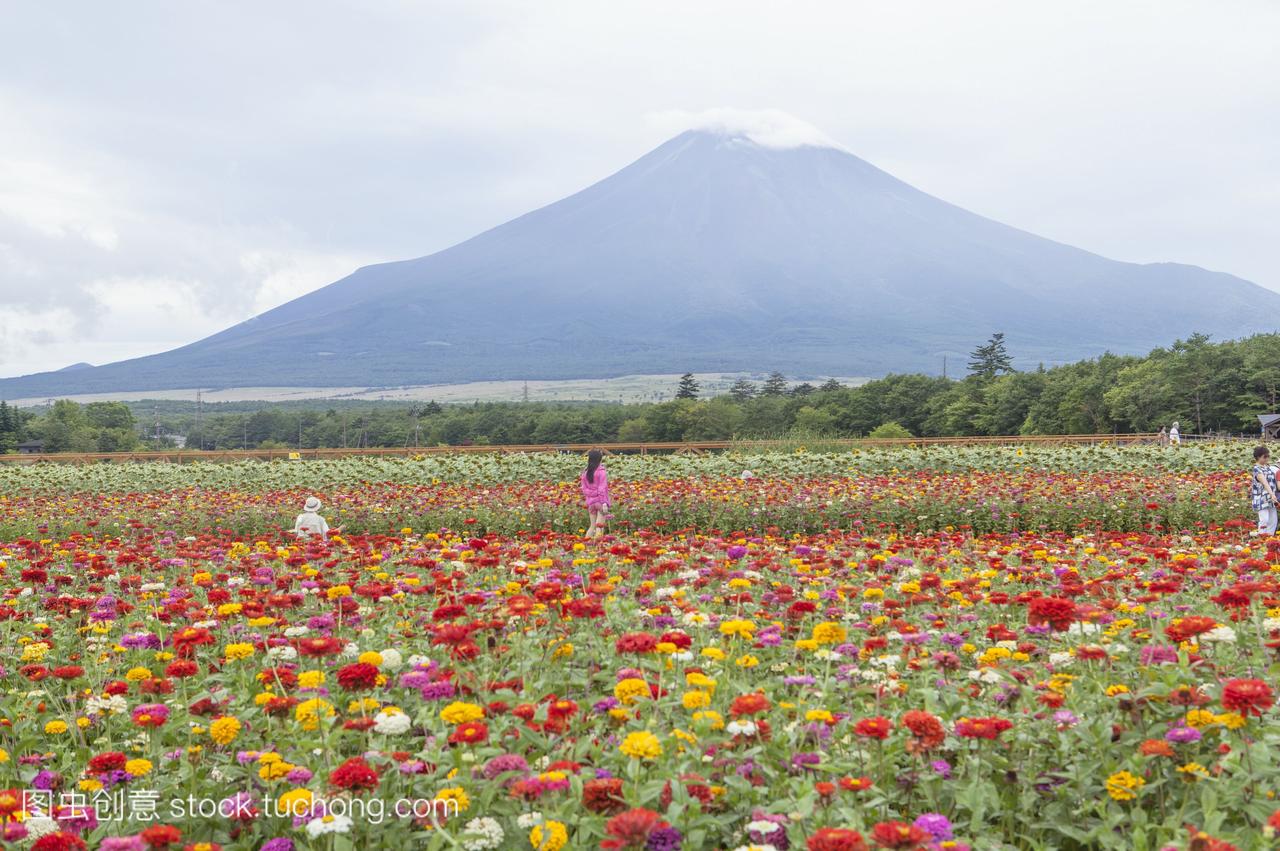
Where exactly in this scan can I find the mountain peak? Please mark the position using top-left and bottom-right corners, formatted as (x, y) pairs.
(653, 108), (846, 152)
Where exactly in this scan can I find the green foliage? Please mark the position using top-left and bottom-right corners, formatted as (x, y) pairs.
(675, 372), (700, 400)
(867, 421), (913, 439)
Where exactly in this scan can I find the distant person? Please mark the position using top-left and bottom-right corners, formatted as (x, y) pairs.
(1251, 446), (1279, 536)
(580, 449), (612, 539)
(1156, 426), (1168, 446)
(740, 469), (757, 480)
(1169, 422), (1181, 446)
(293, 496), (338, 538)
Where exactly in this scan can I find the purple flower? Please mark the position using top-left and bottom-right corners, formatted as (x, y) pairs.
(789, 752), (822, 772)
(1165, 724), (1202, 744)
(930, 760), (952, 779)
(100, 838), (146, 851)
(481, 754), (530, 780)
(261, 840), (295, 851)
(727, 545), (748, 560)
(914, 813), (953, 841)
(1053, 710), (1079, 729)
(1139, 645), (1179, 665)
(646, 826), (683, 851)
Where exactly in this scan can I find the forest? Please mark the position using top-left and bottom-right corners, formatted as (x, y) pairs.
(4, 332), (1278, 452)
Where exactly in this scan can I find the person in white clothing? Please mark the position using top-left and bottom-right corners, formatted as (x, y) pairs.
(1169, 422), (1181, 446)
(293, 496), (335, 538)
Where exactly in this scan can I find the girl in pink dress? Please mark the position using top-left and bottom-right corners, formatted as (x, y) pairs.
(580, 449), (612, 538)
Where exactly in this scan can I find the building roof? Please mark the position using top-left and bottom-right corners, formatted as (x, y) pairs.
(1260, 414), (1280, 428)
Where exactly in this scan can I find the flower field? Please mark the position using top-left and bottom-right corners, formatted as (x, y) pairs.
(2, 447), (1280, 850)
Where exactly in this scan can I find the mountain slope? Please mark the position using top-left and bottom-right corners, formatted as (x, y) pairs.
(3, 127), (1277, 396)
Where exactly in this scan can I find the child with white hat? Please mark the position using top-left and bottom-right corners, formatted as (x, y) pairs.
(292, 496), (334, 538)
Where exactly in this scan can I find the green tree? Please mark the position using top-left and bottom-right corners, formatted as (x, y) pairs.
(868, 421), (913, 439)
(792, 405), (836, 435)
(761, 372), (788, 396)
(728, 379), (757, 402)
(675, 373), (700, 400)
(968, 332), (1015, 380)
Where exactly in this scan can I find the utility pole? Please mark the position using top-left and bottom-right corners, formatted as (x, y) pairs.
(522, 381), (529, 403)
(942, 355), (948, 380)
(195, 391), (202, 450)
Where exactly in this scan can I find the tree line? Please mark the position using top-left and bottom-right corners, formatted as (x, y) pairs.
(4, 331), (1279, 452)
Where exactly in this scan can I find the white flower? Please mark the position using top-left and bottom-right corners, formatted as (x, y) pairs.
(671, 651), (693, 662)
(996, 640), (1018, 650)
(373, 709), (411, 735)
(1264, 617), (1280, 632)
(284, 626), (310, 638)
(1200, 626), (1237, 644)
(227, 577), (246, 587)
(1066, 623), (1100, 636)
(460, 817), (505, 851)
(516, 812), (544, 829)
(746, 819), (784, 834)
(379, 648), (404, 670)
(407, 654), (431, 668)
(967, 668), (1003, 684)
(306, 814), (354, 837)
(24, 816), (58, 839)
(1049, 652), (1074, 667)
(732, 845), (779, 851)
(194, 620), (218, 629)
(342, 642), (361, 657)
(683, 611), (711, 627)
(267, 646), (297, 661)
(726, 720), (758, 737)
(140, 582), (166, 592)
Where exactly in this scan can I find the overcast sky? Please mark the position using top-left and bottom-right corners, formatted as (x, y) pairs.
(1, 0), (1277, 378)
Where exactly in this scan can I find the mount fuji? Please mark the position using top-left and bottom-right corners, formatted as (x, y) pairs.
(3, 118), (1277, 396)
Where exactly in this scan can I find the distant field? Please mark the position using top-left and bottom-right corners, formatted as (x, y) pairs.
(8, 372), (866, 407)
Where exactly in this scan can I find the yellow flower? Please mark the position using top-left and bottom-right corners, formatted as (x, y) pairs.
(223, 643), (255, 662)
(718, 619), (756, 639)
(44, 720), (69, 735)
(1177, 762), (1210, 782)
(1185, 709), (1217, 728)
(209, 716), (242, 746)
(1105, 770), (1145, 801)
(326, 585), (352, 600)
(619, 730), (663, 760)
(295, 698), (336, 730)
(805, 709), (834, 723)
(686, 672), (716, 691)
(701, 647), (726, 661)
(260, 760), (295, 781)
(358, 651), (384, 666)
(277, 788), (315, 817)
(125, 758), (152, 776)
(434, 786), (470, 812)
(0, 747), (8, 763)
(795, 639), (820, 652)
(735, 654), (759, 668)
(297, 670), (326, 689)
(812, 622), (847, 644)
(552, 642), (574, 659)
(1105, 684), (1130, 697)
(125, 666), (153, 682)
(614, 678), (651, 706)
(1215, 712), (1246, 730)
(440, 702), (485, 725)
(693, 710), (725, 729)
(530, 820), (568, 851)
(682, 690), (711, 710)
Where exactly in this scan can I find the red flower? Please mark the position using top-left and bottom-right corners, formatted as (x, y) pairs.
(296, 636), (343, 657)
(901, 710), (946, 751)
(140, 825), (182, 848)
(448, 721), (489, 745)
(51, 666), (84, 680)
(1027, 597), (1076, 631)
(840, 776), (873, 792)
(329, 757), (380, 792)
(808, 827), (869, 851)
(32, 834), (87, 851)
(582, 777), (626, 814)
(88, 752), (128, 773)
(171, 627), (214, 658)
(955, 716), (1014, 740)
(729, 693), (771, 717)
(615, 632), (658, 653)
(870, 820), (929, 849)
(335, 662), (380, 691)
(1221, 678), (1274, 717)
(853, 716), (892, 740)
(1165, 616), (1218, 644)
(601, 807), (667, 849)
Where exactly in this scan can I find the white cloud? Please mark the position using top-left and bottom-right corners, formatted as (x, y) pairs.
(0, 0), (1277, 381)
(648, 108), (845, 151)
